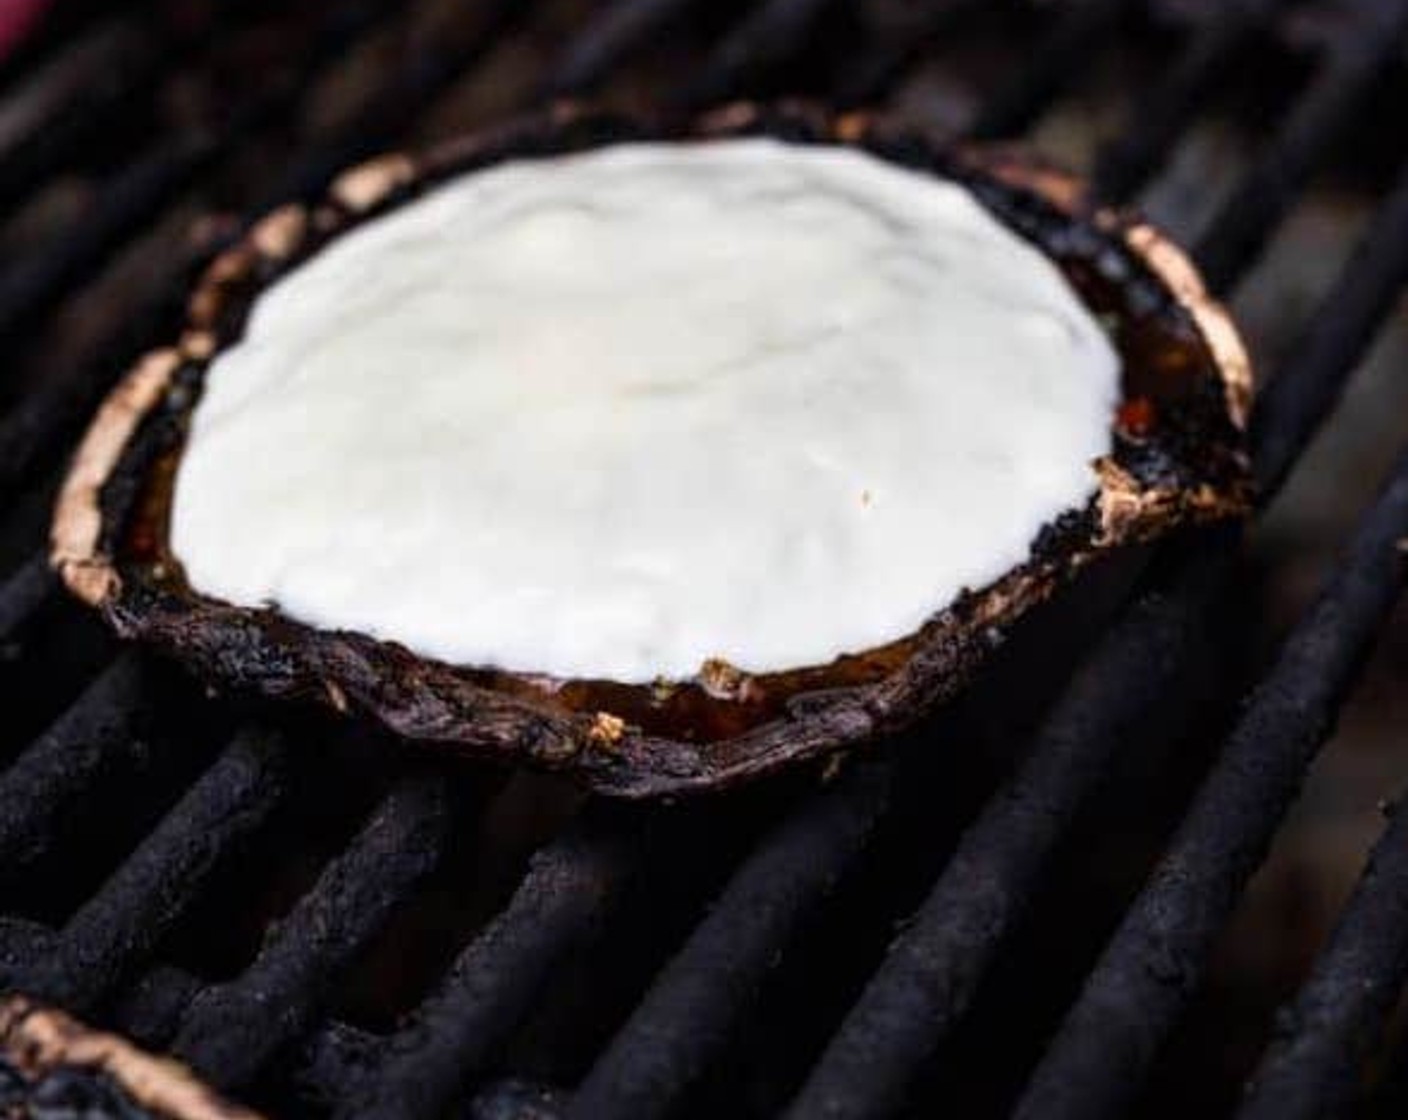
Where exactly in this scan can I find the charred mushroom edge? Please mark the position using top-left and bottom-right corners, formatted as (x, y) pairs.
(50, 101), (1253, 798)
(0, 995), (264, 1120)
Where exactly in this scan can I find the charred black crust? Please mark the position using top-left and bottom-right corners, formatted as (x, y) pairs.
(54, 101), (1253, 798)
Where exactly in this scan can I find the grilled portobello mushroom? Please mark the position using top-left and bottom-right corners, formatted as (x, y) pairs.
(51, 103), (1252, 798)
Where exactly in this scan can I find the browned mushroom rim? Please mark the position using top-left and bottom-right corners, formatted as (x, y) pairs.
(0, 995), (264, 1120)
(50, 102), (1252, 798)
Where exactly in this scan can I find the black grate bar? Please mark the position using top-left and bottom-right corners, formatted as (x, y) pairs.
(0, 651), (152, 870)
(0, 130), (215, 347)
(1191, 0), (1408, 296)
(677, 0), (843, 110)
(0, 915), (552, 1117)
(298, 1017), (567, 1120)
(0, 550), (54, 642)
(470, 1080), (566, 1120)
(116, 963), (205, 1051)
(349, 810), (642, 1120)
(0, 1), (532, 506)
(1235, 782), (1408, 1120)
(290, 1017), (383, 1111)
(123, 958), (481, 1110)
(966, 0), (1135, 141)
(568, 762), (893, 1120)
(0, 1), (403, 348)
(1250, 154), (1408, 497)
(0, 2), (528, 504)
(0, 243), (213, 504)
(249, 0), (534, 212)
(1011, 446), (1408, 1120)
(0, 917), (50, 979)
(543, 0), (710, 99)
(217, 1010), (563, 1118)
(0, 14), (173, 216)
(1092, 0), (1286, 204)
(781, 132), (1408, 1119)
(0, 336), (157, 504)
(830, 0), (980, 109)
(172, 774), (451, 1091)
(123, 958), (379, 1095)
(20, 727), (287, 1011)
(782, 542), (1232, 1120)
(0, 17), (140, 153)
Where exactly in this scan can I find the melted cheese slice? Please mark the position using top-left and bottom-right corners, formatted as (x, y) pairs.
(171, 139), (1119, 682)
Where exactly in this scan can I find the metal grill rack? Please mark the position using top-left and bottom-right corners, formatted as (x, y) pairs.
(1, 1), (1407, 1117)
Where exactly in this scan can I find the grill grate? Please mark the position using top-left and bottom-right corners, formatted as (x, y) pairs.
(790, 141), (1408, 1120)
(2, 1), (1407, 1117)
(1012, 445), (1408, 1120)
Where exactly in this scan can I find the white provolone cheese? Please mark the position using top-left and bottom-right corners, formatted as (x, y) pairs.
(171, 139), (1119, 682)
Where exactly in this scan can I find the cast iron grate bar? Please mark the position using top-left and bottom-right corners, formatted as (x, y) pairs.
(0, 1), (537, 512)
(1010, 466), (1408, 1120)
(1235, 780), (1408, 1120)
(966, 0), (1135, 141)
(171, 774), (450, 1091)
(0, 918), (48, 983)
(124, 956), (444, 1106)
(1092, 0), (1286, 205)
(782, 144), (1408, 1120)
(567, 762), (893, 1120)
(0, 1), (537, 508)
(247, 0), (535, 214)
(116, 962), (203, 1051)
(275, 1018), (380, 1109)
(544, 0), (715, 99)
(350, 810), (644, 1120)
(830, 0), (981, 109)
(0, 0), (407, 350)
(0, 129), (216, 347)
(1250, 157), (1408, 497)
(677, 0), (845, 111)
(781, 543), (1233, 1120)
(19, 727), (287, 1013)
(298, 1016), (565, 1119)
(0, 550), (53, 643)
(0, 651), (154, 871)
(0, 10), (202, 216)
(1191, 0), (1408, 296)
(1, 914), (565, 1118)
(301, 1020), (566, 1120)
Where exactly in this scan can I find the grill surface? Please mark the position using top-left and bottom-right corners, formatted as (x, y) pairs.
(2, 1), (1408, 1117)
